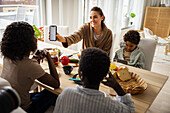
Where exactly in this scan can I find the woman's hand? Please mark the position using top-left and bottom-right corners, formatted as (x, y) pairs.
(56, 33), (66, 43)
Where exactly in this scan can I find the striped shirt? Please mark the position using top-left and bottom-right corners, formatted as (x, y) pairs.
(53, 85), (135, 113)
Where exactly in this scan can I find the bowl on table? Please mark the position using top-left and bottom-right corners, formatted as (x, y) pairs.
(63, 66), (73, 75)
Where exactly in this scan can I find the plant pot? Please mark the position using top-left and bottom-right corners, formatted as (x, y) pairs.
(122, 17), (130, 28)
(130, 22), (133, 25)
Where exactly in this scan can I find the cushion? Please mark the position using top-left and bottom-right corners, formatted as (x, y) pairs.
(144, 27), (158, 40)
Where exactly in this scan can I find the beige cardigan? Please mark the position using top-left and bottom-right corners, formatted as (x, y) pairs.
(63, 23), (113, 56)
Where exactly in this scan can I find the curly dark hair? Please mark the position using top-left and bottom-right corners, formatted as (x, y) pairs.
(1, 21), (37, 61)
(79, 47), (110, 85)
(123, 30), (140, 45)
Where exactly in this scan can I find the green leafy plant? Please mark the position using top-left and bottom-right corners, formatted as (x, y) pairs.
(125, 13), (136, 18)
(33, 25), (41, 38)
(130, 13), (136, 18)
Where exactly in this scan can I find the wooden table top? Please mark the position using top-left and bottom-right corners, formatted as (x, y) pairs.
(35, 41), (169, 113)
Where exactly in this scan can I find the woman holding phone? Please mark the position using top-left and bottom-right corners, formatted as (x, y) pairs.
(56, 6), (113, 56)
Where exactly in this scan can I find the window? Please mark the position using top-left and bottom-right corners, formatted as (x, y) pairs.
(0, 0), (41, 40)
(89, 0), (98, 8)
(122, 0), (130, 17)
(84, 0), (99, 23)
(121, 0), (136, 28)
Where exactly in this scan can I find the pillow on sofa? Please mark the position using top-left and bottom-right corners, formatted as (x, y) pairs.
(144, 27), (158, 40)
(143, 28), (170, 46)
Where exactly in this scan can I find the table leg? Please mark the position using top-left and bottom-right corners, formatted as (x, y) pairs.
(165, 45), (168, 55)
(38, 85), (43, 92)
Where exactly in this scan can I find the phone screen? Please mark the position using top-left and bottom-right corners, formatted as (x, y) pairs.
(50, 25), (57, 41)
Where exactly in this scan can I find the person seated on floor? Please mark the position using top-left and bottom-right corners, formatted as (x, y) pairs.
(0, 21), (60, 113)
(53, 47), (135, 113)
(114, 30), (145, 69)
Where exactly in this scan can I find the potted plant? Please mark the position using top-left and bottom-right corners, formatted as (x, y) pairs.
(130, 13), (136, 25)
(122, 13), (136, 27)
(33, 25), (44, 41)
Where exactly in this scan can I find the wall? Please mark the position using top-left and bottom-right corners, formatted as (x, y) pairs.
(50, 0), (80, 34)
(51, 0), (59, 25)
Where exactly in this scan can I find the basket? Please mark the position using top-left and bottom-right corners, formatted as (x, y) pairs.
(114, 71), (148, 95)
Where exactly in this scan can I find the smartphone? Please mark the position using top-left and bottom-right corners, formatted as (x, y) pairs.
(49, 25), (57, 41)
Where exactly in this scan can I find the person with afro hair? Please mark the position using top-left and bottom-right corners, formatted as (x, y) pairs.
(114, 30), (145, 69)
(53, 47), (134, 113)
(0, 21), (60, 113)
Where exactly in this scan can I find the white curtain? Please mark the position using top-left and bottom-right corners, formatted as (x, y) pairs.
(52, 0), (82, 33)
(98, 0), (124, 59)
(57, 0), (84, 51)
(43, 0), (83, 34)
(43, 0), (84, 51)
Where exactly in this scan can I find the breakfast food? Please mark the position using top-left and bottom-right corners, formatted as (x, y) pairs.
(116, 68), (131, 81)
(69, 59), (79, 63)
(60, 56), (70, 65)
(43, 48), (63, 57)
(48, 50), (59, 65)
(110, 62), (118, 70)
(117, 72), (147, 94)
(49, 50), (57, 55)
(76, 74), (80, 79)
(77, 54), (81, 59)
(109, 67), (147, 95)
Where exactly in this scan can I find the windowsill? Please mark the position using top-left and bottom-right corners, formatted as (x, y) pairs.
(121, 25), (135, 30)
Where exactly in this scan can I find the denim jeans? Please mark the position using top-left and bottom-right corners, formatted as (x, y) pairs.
(26, 89), (57, 113)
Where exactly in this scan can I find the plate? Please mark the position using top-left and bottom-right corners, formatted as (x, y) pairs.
(72, 74), (83, 85)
